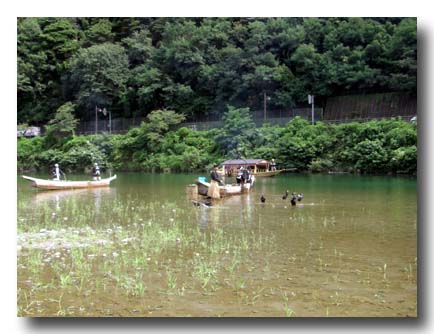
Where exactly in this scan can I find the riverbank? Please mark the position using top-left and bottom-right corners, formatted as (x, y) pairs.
(17, 114), (417, 176)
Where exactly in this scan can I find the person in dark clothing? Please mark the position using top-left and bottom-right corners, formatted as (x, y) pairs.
(207, 165), (223, 199)
(236, 167), (243, 184)
(241, 168), (250, 183)
(210, 165), (223, 184)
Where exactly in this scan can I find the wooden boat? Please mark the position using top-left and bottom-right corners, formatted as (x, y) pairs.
(251, 169), (285, 177)
(21, 175), (117, 190)
(195, 177), (255, 197)
(219, 159), (289, 177)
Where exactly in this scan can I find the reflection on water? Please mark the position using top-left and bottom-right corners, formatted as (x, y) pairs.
(34, 187), (115, 203)
(17, 173), (417, 317)
(32, 187), (117, 213)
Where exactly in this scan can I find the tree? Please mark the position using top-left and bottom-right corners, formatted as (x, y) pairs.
(122, 29), (153, 66)
(216, 106), (256, 157)
(84, 19), (115, 45)
(66, 43), (130, 117)
(17, 17), (417, 124)
(145, 109), (186, 149)
(44, 102), (78, 147)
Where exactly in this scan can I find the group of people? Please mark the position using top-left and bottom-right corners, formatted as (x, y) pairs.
(207, 164), (255, 199)
(235, 166), (253, 185)
(51, 162), (101, 181)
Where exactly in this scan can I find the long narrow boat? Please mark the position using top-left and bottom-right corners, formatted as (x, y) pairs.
(219, 159), (295, 177)
(21, 175), (117, 190)
(195, 177), (254, 197)
(252, 169), (285, 177)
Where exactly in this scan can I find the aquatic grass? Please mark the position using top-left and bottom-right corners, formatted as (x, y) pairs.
(282, 292), (296, 317)
(242, 286), (266, 305)
(59, 274), (72, 289)
(48, 293), (65, 316)
(17, 289), (36, 316)
(404, 263), (414, 282)
(133, 281), (147, 297)
(233, 276), (246, 292)
(193, 256), (218, 290)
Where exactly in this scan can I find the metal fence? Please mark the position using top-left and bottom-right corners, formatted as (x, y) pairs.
(321, 115), (415, 124)
(71, 92), (418, 135)
(74, 108), (324, 134)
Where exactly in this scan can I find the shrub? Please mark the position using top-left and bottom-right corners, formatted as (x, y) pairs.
(308, 158), (334, 173)
(389, 146), (417, 174)
(353, 139), (389, 173)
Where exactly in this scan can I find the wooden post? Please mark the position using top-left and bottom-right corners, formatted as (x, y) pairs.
(186, 184), (198, 200)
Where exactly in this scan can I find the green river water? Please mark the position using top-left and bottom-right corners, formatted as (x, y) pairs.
(17, 172), (417, 317)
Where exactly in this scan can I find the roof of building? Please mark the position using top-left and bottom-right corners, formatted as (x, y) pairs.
(221, 159), (269, 166)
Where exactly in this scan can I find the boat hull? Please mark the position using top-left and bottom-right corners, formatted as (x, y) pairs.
(195, 179), (253, 197)
(22, 175), (117, 190)
(252, 169), (285, 177)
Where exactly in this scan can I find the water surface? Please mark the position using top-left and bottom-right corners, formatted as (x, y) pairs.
(17, 172), (417, 317)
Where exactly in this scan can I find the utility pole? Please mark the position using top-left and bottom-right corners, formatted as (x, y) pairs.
(308, 94), (315, 125)
(109, 109), (112, 134)
(95, 105), (98, 134)
(263, 92), (271, 121)
(102, 108), (112, 134)
(264, 92), (267, 121)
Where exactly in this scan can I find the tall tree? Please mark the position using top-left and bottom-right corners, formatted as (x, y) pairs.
(66, 43), (130, 118)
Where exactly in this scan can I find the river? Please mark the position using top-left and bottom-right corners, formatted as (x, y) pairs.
(17, 172), (417, 317)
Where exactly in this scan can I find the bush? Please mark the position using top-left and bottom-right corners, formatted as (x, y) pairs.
(17, 137), (45, 171)
(353, 139), (389, 173)
(389, 146), (417, 174)
(16, 117), (417, 175)
(308, 158), (334, 173)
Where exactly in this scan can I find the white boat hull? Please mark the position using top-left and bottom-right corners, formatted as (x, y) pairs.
(22, 175), (117, 190)
(195, 177), (254, 197)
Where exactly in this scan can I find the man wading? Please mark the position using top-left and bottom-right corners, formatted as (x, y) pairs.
(207, 164), (223, 199)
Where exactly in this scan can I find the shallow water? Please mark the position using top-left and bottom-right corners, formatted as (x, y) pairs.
(17, 172), (417, 317)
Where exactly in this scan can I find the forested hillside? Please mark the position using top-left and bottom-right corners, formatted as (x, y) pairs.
(17, 17), (417, 125)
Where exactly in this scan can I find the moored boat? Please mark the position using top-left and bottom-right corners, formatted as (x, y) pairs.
(219, 159), (288, 177)
(252, 169), (285, 177)
(195, 177), (255, 197)
(22, 175), (117, 190)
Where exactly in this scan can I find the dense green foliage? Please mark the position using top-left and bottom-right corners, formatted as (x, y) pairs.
(18, 107), (416, 175)
(18, 17), (416, 124)
(43, 102), (78, 147)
